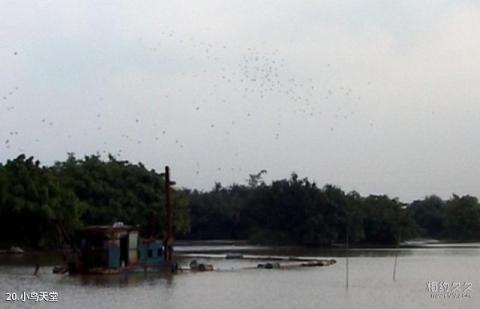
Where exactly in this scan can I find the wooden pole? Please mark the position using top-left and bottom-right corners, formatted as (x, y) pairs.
(393, 230), (401, 281)
(393, 254), (397, 281)
(165, 166), (172, 244)
(163, 166), (173, 262)
(346, 223), (349, 289)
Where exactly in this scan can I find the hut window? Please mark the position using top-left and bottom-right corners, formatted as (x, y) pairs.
(157, 248), (162, 256)
(148, 249), (153, 258)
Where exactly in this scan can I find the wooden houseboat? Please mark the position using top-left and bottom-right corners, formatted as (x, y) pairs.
(65, 223), (174, 274)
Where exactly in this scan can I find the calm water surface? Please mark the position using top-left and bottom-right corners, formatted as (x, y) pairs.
(1, 244), (479, 309)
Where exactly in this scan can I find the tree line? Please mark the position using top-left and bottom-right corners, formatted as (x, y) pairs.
(186, 178), (480, 245)
(1, 154), (480, 248)
(0, 154), (189, 248)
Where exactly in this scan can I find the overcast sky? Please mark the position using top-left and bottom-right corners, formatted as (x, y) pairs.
(1, 1), (480, 201)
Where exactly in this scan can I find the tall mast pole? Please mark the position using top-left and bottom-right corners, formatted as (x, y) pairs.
(163, 166), (175, 263)
(165, 166), (172, 244)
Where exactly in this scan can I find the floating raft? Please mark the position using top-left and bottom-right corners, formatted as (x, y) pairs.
(254, 258), (336, 269)
(178, 253), (336, 270)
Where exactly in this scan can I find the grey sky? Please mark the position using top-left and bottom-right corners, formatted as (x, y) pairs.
(1, 1), (480, 201)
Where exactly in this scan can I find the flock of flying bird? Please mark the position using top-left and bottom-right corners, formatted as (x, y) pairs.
(1, 30), (372, 179)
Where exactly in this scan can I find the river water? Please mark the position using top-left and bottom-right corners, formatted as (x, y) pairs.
(1, 243), (479, 308)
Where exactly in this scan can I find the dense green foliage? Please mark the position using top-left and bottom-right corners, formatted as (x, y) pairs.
(0, 155), (83, 248)
(185, 174), (421, 245)
(0, 154), (189, 248)
(2, 154), (480, 248)
(185, 173), (480, 245)
(408, 194), (480, 241)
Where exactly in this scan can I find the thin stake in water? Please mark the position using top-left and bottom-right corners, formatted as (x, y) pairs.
(346, 223), (349, 289)
(393, 230), (401, 281)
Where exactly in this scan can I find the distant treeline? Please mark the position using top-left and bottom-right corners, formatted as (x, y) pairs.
(1, 154), (480, 248)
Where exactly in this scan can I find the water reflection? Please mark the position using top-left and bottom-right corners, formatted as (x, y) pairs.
(60, 271), (175, 288)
